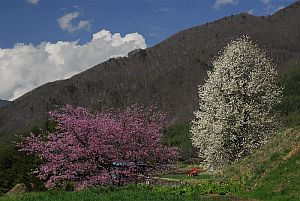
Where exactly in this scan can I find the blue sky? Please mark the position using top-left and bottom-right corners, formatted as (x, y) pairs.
(0, 0), (296, 48)
(0, 0), (296, 100)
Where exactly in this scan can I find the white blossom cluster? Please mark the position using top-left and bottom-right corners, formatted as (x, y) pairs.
(190, 36), (283, 170)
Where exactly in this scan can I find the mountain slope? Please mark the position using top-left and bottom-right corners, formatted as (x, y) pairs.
(0, 2), (300, 142)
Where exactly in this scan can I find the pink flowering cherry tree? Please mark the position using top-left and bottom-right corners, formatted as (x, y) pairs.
(19, 105), (180, 189)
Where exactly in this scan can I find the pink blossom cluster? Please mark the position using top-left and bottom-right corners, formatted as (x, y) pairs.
(19, 105), (180, 189)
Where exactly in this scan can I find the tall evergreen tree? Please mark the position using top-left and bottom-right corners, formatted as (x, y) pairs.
(190, 36), (282, 169)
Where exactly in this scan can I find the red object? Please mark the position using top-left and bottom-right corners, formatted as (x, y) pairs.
(189, 167), (198, 176)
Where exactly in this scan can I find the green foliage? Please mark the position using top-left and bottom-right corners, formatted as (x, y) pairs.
(0, 145), (45, 195)
(0, 119), (56, 145)
(218, 127), (300, 200)
(279, 62), (300, 127)
(243, 153), (300, 201)
(152, 179), (245, 196)
(0, 120), (56, 195)
(161, 173), (212, 180)
(0, 185), (241, 201)
(163, 123), (198, 160)
(18, 119), (57, 137)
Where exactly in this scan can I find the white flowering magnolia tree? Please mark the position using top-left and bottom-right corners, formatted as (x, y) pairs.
(190, 36), (282, 169)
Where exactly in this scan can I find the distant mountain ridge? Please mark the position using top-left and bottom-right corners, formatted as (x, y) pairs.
(0, 2), (300, 143)
(0, 99), (10, 108)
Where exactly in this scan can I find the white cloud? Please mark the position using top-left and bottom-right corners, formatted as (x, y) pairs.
(214, 0), (239, 9)
(58, 12), (91, 33)
(0, 29), (147, 100)
(26, 0), (40, 4)
(247, 9), (255, 15)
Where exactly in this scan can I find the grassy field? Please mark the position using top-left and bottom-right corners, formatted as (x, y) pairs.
(0, 186), (246, 201)
(160, 173), (212, 180)
(219, 127), (300, 201)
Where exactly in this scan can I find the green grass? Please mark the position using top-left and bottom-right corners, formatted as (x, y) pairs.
(0, 186), (244, 201)
(161, 173), (212, 180)
(218, 127), (300, 201)
(243, 152), (300, 201)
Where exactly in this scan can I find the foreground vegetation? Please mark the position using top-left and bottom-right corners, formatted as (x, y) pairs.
(279, 58), (300, 127)
(220, 126), (300, 201)
(0, 185), (245, 201)
(0, 145), (44, 195)
(0, 125), (298, 200)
